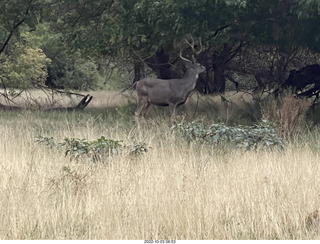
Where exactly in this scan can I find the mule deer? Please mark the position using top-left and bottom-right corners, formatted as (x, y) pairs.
(135, 38), (205, 121)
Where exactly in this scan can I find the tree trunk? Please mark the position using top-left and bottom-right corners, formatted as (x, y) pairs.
(213, 65), (226, 93)
(196, 68), (214, 94)
(133, 62), (143, 83)
(146, 49), (180, 79)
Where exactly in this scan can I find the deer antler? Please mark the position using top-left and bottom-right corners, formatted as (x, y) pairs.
(179, 36), (203, 63)
(179, 48), (192, 63)
(185, 36), (203, 56)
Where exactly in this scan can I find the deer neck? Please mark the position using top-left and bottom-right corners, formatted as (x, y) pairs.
(180, 69), (198, 90)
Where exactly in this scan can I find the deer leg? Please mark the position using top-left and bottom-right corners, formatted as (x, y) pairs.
(169, 104), (178, 122)
(143, 103), (154, 118)
(135, 98), (148, 118)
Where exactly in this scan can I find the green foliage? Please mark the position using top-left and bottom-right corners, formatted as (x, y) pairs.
(241, 0), (320, 52)
(129, 142), (149, 156)
(59, 136), (123, 162)
(31, 23), (108, 90)
(0, 44), (51, 89)
(61, 57), (105, 90)
(173, 120), (284, 151)
(0, 21), (52, 89)
(35, 135), (149, 163)
(117, 0), (236, 57)
(1, 0), (319, 93)
(35, 135), (55, 148)
(0, 0), (45, 50)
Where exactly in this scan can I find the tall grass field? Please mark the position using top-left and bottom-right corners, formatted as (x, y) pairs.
(1, 90), (320, 240)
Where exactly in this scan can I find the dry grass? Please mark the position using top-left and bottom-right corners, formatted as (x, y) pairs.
(262, 95), (310, 139)
(1, 90), (320, 240)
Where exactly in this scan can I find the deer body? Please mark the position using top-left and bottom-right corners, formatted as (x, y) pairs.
(135, 62), (205, 121)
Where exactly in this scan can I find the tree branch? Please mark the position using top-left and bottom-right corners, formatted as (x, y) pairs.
(209, 24), (232, 39)
(0, 2), (31, 54)
(0, 17), (26, 54)
(37, 85), (87, 97)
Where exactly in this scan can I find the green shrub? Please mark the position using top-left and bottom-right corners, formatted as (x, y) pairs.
(172, 120), (284, 151)
(0, 44), (51, 89)
(36, 135), (149, 163)
(59, 136), (124, 162)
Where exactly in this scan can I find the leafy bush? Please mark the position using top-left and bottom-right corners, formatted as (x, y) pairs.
(59, 136), (123, 162)
(0, 44), (51, 89)
(36, 135), (149, 163)
(172, 120), (284, 151)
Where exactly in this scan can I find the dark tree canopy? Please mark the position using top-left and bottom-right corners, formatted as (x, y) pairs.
(0, 0), (319, 93)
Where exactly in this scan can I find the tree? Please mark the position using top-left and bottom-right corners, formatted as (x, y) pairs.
(1, 0), (319, 95)
(115, 0), (243, 93)
(1, 42), (51, 89)
(0, 0), (53, 91)
(228, 0), (320, 93)
(0, 0), (45, 55)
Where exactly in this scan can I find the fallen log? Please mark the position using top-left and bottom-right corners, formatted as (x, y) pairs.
(0, 103), (22, 111)
(0, 94), (93, 111)
(45, 94), (93, 111)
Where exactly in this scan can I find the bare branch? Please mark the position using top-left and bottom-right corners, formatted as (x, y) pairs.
(0, 18), (26, 54)
(0, 3), (31, 54)
(36, 85), (87, 97)
(209, 24), (232, 39)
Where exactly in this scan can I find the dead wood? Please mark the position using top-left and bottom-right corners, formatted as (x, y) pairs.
(0, 94), (93, 112)
(45, 94), (93, 111)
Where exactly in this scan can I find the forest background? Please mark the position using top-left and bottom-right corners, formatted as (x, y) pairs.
(1, 0), (319, 95)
